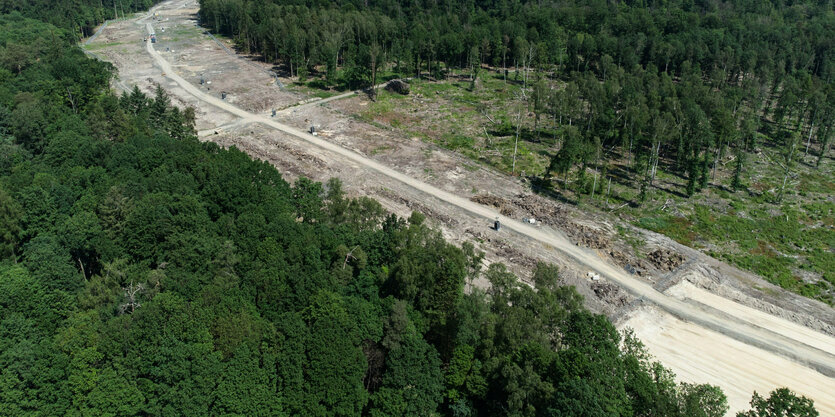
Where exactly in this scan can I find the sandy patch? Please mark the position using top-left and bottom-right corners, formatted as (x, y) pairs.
(667, 280), (835, 356)
(620, 307), (835, 416)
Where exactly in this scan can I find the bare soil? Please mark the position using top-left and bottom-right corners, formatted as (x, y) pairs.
(620, 306), (835, 416)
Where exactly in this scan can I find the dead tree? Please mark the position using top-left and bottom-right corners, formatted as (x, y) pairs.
(511, 88), (529, 175)
(343, 245), (360, 270)
(119, 281), (145, 314)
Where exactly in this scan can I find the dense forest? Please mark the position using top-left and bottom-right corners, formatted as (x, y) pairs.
(198, 0), (834, 198)
(0, 2), (822, 417)
(0, 0), (159, 37)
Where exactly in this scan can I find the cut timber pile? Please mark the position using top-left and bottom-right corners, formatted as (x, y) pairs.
(647, 249), (686, 271)
(609, 250), (652, 277)
(470, 194), (514, 216)
(512, 193), (565, 225)
(573, 224), (610, 249)
(591, 281), (629, 306)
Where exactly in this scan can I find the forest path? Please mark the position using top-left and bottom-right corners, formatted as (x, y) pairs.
(278, 90), (359, 114)
(141, 16), (835, 379)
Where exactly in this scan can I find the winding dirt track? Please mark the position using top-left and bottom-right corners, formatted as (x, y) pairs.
(139, 2), (834, 378)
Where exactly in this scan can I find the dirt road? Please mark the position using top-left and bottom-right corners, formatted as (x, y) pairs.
(139, 15), (835, 378)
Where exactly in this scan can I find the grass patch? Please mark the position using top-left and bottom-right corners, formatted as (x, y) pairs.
(441, 133), (475, 151)
(83, 41), (124, 51)
(635, 216), (696, 247)
(369, 145), (393, 156)
(616, 225), (646, 255)
(286, 81), (341, 99)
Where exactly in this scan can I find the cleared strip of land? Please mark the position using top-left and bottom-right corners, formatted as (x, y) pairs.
(667, 280), (835, 356)
(622, 307), (835, 416)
